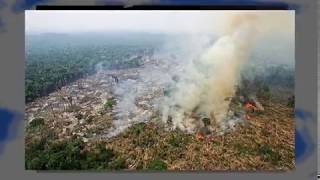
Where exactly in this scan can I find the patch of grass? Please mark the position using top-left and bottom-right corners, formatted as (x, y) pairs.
(152, 130), (190, 161)
(130, 123), (146, 136)
(104, 99), (115, 110)
(28, 118), (45, 129)
(167, 130), (190, 148)
(147, 158), (167, 171)
(108, 157), (126, 170)
(128, 123), (156, 148)
(257, 145), (282, 165)
(231, 135), (284, 166)
(234, 143), (255, 156)
(132, 132), (156, 148)
(211, 140), (221, 146)
(287, 95), (294, 108)
(99, 98), (116, 115)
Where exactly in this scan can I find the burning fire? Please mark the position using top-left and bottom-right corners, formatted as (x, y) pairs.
(196, 132), (205, 140)
(244, 102), (255, 110)
(244, 102), (257, 120)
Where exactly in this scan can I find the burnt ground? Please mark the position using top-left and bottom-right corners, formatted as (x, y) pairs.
(103, 100), (294, 171)
(25, 66), (294, 171)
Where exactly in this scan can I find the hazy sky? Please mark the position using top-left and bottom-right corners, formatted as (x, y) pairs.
(25, 10), (294, 35)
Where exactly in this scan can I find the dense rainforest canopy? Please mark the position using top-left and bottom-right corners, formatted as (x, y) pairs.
(25, 33), (164, 102)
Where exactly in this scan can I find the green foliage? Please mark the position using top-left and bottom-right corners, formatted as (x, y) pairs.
(81, 143), (115, 170)
(104, 99), (114, 110)
(25, 136), (121, 170)
(26, 33), (162, 102)
(130, 123), (146, 136)
(147, 158), (167, 171)
(133, 134), (155, 148)
(167, 130), (190, 148)
(28, 118), (45, 129)
(257, 145), (282, 165)
(108, 157), (126, 170)
(46, 139), (84, 169)
(233, 143), (282, 165)
(26, 124), (121, 170)
(287, 95), (295, 108)
(130, 123), (156, 148)
(234, 143), (255, 156)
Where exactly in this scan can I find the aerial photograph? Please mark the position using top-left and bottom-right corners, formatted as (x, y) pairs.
(25, 10), (295, 171)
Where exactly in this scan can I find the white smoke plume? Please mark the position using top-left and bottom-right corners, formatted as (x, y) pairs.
(161, 14), (259, 132)
(105, 12), (294, 137)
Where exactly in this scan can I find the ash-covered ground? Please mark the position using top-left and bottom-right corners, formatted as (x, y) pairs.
(26, 57), (151, 141)
(25, 51), (255, 143)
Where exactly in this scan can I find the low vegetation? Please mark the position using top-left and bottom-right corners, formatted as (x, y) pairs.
(25, 122), (124, 170)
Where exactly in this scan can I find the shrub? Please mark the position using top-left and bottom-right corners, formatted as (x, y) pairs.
(147, 158), (167, 171)
(130, 123), (146, 136)
(234, 143), (254, 156)
(167, 130), (189, 148)
(287, 95), (295, 108)
(25, 137), (119, 170)
(131, 123), (156, 148)
(104, 99), (114, 109)
(257, 145), (282, 165)
(81, 143), (115, 170)
(108, 157), (126, 170)
(28, 118), (45, 129)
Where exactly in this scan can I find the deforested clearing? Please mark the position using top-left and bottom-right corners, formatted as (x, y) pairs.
(25, 11), (295, 171)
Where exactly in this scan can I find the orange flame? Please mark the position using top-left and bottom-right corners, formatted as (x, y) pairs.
(196, 132), (205, 140)
(244, 102), (255, 109)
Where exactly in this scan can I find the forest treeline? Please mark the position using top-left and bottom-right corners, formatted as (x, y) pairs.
(25, 33), (162, 102)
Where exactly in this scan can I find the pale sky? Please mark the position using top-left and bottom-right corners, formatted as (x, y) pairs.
(25, 10), (294, 35)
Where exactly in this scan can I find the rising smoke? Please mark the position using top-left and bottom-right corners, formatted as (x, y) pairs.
(161, 14), (259, 132)
(106, 12), (294, 137)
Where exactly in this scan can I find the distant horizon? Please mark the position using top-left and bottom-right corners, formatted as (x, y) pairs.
(25, 30), (216, 36)
(25, 10), (294, 37)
